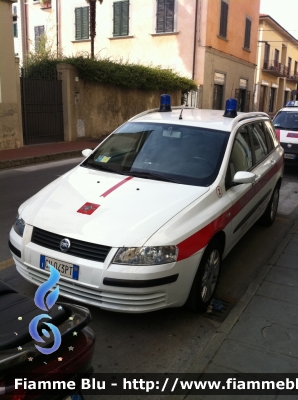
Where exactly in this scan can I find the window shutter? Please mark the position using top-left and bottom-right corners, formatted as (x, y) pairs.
(121, 1), (129, 36)
(156, 0), (174, 33)
(75, 7), (89, 40)
(75, 8), (82, 40)
(219, 1), (228, 38)
(156, 0), (165, 33)
(82, 7), (89, 39)
(244, 18), (251, 49)
(113, 2), (121, 36)
(165, 0), (174, 32)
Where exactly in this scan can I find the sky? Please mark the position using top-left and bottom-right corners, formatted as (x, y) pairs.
(260, 0), (298, 40)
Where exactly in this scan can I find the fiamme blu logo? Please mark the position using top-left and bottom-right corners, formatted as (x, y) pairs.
(29, 265), (61, 355)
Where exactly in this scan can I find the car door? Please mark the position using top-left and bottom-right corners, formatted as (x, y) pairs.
(225, 124), (263, 251)
(247, 121), (276, 216)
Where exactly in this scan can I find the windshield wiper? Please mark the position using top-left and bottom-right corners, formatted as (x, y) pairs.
(128, 171), (179, 183)
(82, 162), (127, 175)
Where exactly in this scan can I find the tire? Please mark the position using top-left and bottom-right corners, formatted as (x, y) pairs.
(186, 239), (222, 313)
(259, 183), (280, 226)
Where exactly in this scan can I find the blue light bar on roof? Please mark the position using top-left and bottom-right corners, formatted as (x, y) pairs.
(286, 101), (298, 107)
(159, 94), (172, 112)
(223, 98), (238, 118)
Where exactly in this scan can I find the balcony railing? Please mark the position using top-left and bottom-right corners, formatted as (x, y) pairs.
(262, 60), (288, 77)
(287, 74), (298, 82)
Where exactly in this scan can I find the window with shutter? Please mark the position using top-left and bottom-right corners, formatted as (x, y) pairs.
(156, 0), (175, 33)
(244, 17), (251, 50)
(34, 25), (45, 52)
(75, 7), (89, 40)
(219, 0), (228, 39)
(113, 1), (129, 37)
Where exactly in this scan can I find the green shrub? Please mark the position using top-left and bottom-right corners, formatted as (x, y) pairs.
(22, 55), (197, 91)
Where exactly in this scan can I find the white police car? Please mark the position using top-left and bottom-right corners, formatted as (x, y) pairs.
(9, 96), (283, 313)
(273, 100), (298, 161)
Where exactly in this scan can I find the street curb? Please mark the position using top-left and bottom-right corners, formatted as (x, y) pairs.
(186, 222), (296, 375)
(166, 217), (298, 400)
(0, 150), (84, 171)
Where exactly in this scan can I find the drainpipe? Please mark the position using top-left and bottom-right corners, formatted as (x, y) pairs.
(56, 0), (59, 56)
(192, 0), (199, 80)
(20, 0), (28, 61)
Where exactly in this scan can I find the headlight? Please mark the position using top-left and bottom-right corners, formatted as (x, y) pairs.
(113, 246), (178, 265)
(13, 214), (25, 237)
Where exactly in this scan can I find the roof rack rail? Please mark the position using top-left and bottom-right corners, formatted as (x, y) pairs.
(231, 112), (269, 129)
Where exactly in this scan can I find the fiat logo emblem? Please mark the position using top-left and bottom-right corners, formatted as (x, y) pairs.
(287, 143), (292, 148)
(60, 238), (71, 252)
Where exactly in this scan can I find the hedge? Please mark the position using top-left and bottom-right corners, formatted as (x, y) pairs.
(22, 56), (197, 92)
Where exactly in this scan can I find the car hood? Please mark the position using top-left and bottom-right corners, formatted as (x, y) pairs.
(20, 166), (209, 247)
(276, 128), (298, 144)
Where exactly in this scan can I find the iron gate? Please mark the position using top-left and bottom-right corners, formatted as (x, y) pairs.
(21, 69), (64, 145)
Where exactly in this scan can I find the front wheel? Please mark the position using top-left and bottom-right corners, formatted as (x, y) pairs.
(186, 239), (222, 313)
(259, 184), (280, 226)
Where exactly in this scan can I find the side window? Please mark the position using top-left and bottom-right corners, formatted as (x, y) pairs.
(262, 121), (274, 152)
(156, 0), (175, 33)
(264, 120), (279, 148)
(226, 126), (252, 188)
(113, 1), (129, 37)
(250, 122), (268, 163)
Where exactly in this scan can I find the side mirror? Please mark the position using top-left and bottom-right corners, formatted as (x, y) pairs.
(82, 149), (93, 158)
(233, 171), (256, 184)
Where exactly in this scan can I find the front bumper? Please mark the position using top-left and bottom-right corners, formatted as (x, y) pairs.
(9, 226), (202, 313)
(280, 142), (298, 160)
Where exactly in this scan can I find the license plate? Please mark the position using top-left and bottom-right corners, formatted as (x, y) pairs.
(284, 153), (296, 160)
(40, 255), (79, 280)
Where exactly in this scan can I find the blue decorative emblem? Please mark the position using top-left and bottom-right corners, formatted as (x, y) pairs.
(29, 265), (61, 355)
(60, 238), (71, 252)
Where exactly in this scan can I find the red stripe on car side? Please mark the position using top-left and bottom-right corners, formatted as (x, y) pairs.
(177, 157), (283, 261)
(100, 176), (133, 198)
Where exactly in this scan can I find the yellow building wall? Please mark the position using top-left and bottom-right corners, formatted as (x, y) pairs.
(256, 17), (298, 113)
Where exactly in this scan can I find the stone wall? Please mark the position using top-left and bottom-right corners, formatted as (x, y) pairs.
(0, 102), (22, 150)
(57, 64), (181, 142)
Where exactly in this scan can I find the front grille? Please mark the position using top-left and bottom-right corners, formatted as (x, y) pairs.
(31, 227), (111, 263)
(281, 142), (298, 154)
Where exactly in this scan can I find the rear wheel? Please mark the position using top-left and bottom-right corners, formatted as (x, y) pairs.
(186, 239), (222, 312)
(259, 183), (280, 226)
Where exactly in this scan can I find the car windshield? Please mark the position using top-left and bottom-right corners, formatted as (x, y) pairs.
(82, 122), (229, 187)
(273, 111), (298, 130)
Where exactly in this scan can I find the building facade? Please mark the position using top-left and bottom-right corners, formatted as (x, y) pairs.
(14, 0), (260, 111)
(255, 15), (298, 114)
(0, 0), (23, 150)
